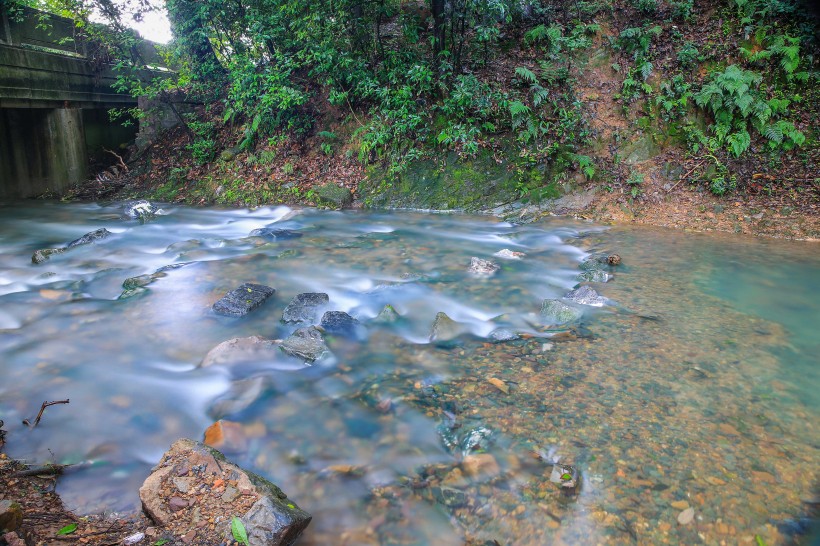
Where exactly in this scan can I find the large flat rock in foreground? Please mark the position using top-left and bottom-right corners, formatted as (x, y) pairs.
(139, 438), (310, 545)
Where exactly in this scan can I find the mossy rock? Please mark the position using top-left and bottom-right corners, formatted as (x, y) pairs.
(315, 183), (353, 209)
(361, 149), (521, 211)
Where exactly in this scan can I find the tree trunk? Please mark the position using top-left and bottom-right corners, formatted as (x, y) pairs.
(165, 0), (226, 80)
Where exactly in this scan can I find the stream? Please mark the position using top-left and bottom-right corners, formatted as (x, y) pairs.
(0, 201), (817, 545)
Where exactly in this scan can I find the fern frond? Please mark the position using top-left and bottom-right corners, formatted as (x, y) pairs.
(515, 66), (538, 84)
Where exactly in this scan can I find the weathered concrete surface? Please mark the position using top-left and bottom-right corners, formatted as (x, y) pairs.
(0, 107), (86, 199)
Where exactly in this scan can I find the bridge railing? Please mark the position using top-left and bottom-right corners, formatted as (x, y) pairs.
(0, 5), (167, 68)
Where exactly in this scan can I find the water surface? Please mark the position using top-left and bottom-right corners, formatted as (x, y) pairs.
(0, 201), (817, 545)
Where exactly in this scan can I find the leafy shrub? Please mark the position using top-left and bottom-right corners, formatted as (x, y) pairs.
(694, 64), (805, 157)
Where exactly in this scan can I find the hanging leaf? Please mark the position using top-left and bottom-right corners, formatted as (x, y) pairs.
(57, 523), (78, 536)
(231, 516), (250, 546)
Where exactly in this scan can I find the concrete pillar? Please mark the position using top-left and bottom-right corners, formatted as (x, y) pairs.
(0, 107), (87, 199)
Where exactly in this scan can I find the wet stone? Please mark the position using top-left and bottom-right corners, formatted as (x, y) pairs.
(564, 285), (607, 306)
(31, 247), (65, 264)
(494, 248), (525, 260)
(430, 312), (466, 343)
(282, 292), (329, 323)
(201, 336), (281, 368)
(541, 299), (584, 324)
(468, 256), (500, 276)
(320, 311), (361, 337)
(577, 268), (610, 283)
(249, 228), (303, 240)
(433, 486), (468, 508)
(550, 464), (580, 493)
(212, 283), (275, 317)
(125, 200), (158, 220)
(280, 326), (330, 362)
(373, 304), (400, 324)
(489, 328), (520, 342)
(67, 228), (112, 249)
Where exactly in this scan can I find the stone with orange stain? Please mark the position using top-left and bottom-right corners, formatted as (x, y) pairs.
(203, 420), (248, 453)
(462, 453), (501, 478)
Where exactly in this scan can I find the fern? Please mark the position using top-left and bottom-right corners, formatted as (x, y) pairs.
(515, 66), (538, 84)
(727, 130), (751, 157)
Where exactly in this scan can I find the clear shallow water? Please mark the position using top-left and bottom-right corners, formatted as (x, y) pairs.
(0, 201), (817, 545)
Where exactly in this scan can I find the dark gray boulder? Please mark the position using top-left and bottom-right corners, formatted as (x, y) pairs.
(32, 228), (112, 264)
(280, 326), (330, 362)
(213, 283), (276, 317)
(282, 293), (329, 323)
(67, 228), (112, 248)
(320, 311), (361, 337)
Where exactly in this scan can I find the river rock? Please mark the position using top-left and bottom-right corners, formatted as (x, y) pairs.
(541, 299), (583, 324)
(320, 311), (361, 337)
(201, 336), (281, 367)
(280, 326), (330, 362)
(282, 292), (329, 323)
(67, 228), (112, 248)
(32, 228), (112, 264)
(0, 500), (22, 533)
(577, 268), (610, 283)
(430, 312), (466, 343)
(31, 247), (65, 264)
(315, 183), (353, 208)
(677, 507), (695, 525)
(493, 249), (525, 260)
(209, 377), (267, 417)
(468, 257), (500, 276)
(125, 200), (158, 220)
(564, 285), (607, 306)
(488, 328), (519, 342)
(373, 304), (400, 324)
(550, 463), (580, 493)
(249, 228), (303, 240)
(212, 283), (275, 317)
(139, 438), (311, 546)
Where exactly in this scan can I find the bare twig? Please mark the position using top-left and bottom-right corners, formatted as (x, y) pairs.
(102, 148), (128, 171)
(23, 399), (70, 428)
(11, 463), (66, 478)
(666, 160), (706, 193)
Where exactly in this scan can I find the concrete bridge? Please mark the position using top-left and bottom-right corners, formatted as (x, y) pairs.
(0, 6), (168, 199)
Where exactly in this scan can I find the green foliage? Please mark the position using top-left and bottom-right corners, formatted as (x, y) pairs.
(694, 65), (804, 157)
(626, 170), (643, 197)
(655, 75), (692, 120)
(677, 42), (700, 68)
(631, 0), (658, 15)
(615, 25), (662, 58)
(57, 524), (78, 536)
(670, 0), (695, 20)
(231, 517), (249, 546)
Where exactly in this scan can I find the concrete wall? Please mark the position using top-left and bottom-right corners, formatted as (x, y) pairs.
(0, 107), (87, 199)
(83, 109), (138, 164)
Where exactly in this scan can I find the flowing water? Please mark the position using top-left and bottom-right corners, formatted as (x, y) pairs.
(0, 201), (817, 545)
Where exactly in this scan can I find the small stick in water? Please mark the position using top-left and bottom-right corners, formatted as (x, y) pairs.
(23, 399), (70, 428)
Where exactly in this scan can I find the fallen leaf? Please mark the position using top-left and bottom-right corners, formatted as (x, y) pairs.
(487, 377), (509, 394)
